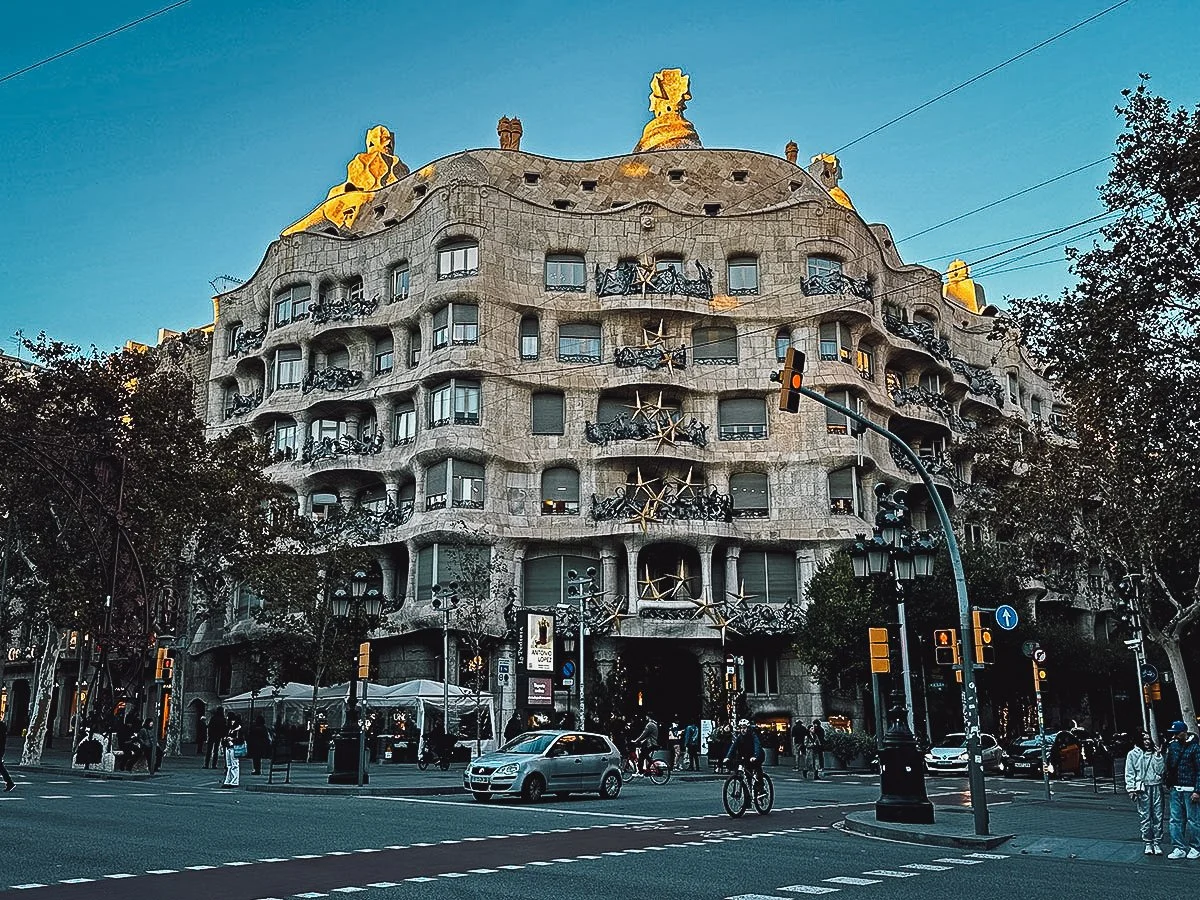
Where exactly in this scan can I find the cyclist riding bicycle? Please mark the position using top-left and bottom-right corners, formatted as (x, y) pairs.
(723, 719), (765, 793)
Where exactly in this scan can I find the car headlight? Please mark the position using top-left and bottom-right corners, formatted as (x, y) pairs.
(494, 763), (519, 777)
(1046, 763), (1055, 774)
(956, 751), (968, 760)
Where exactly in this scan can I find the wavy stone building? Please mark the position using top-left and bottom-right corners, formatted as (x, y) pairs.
(201, 69), (1059, 737)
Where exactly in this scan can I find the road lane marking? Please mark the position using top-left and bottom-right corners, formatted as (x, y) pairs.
(728, 895), (803, 900)
(901, 864), (952, 871)
(934, 857), (983, 865)
(146, 869), (178, 874)
(331, 889), (368, 893)
(103, 874), (136, 879)
(966, 852), (1008, 859)
(60, 879), (96, 884)
(12, 885), (48, 890)
(863, 870), (918, 877)
(824, 877), (881, 885)
(778, 887), (842, 895)
(366, 884), (401, 889)
(363, 795), (655, 819)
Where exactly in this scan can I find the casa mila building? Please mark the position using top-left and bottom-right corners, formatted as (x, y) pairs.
(201, 69), (1058, 740)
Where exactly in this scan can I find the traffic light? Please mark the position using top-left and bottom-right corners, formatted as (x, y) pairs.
(161, 656), (174, 683)
(776, 347), (805, 413)
(868, 627), (891, 674)
(933, 629), (957, 666)
(1035, 665), (1048, 684)
(1144, 682), (1162, 702)
(972, 610), (995, 665)
(154, 647), (168, 680)
(357, 641), (371, 679)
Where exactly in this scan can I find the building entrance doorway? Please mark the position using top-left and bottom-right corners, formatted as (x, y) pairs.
(618, 642), (702, 727)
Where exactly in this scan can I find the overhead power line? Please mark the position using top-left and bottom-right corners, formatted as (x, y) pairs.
(0, 1), (192, 87)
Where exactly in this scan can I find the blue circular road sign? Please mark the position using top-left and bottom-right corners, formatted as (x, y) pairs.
(995, 604), (1020, 631)
(1141, 664), (1158, 685)
(562, 659), (576, 678)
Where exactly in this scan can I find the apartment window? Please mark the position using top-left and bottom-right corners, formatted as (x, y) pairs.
(807, 256), (842, 280)
(965, 523), (985, 547)
(919, 372), (943, 394)
(432, 303), (479, 349)
(519, 315), (540, 360)
(718, 397), (767, 441)
(452, 460), (485, 508)
(274, 284), (311, 326)
(1030, 396), (1043, 421)
(416, 542), (489, 601)
(425, 460), (448, 510)
(358, 486), (387, 513)
(819, 322), (853, 363)
(523, 555), (602, 606)
(916, 436), (948, 462)
(1007, 373), (1019, 403)
(883, 302), (908, 323)
(437, 240), (479, 279)
(856, 346), (875, 381)
(326, 346), (350, 370)
(309, 418), (346, 443)
(531, 391), (565, 435)
(408, 327), (421, 368)
(398, 482), (415, 520)
(274, 347), (302, 389)
(730, 472), (769, 518)
(744, 655), (780, 695)
(775, 328), (792, 363)
(656, 256), (684, 276)
(738, 550), (796, 604)
(545, 254), (586, 291)
(727, 257), (759, 295)
(226, 323), (243, 357)
(828, 466), (863, 516)
(233, 584), (264, 622)
(269, 419), (298, 459)
(692, 326), (738, 365)
(393, 398), (416, 445)
(346, 277), (364, 304)
(558, 323), (601, 362)
(429, 378), (481, 427)
(374, 336), (394, 374)
(541, 467), (580, 515)
(885, 369), (904, 394)
(825, 389), (854, 435)
(392, 263), (410, 301)
(311, 492), (340, 521)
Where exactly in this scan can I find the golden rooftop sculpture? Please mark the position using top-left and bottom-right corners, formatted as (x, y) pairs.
(943, 259), (986, 313)
(809, 153), (855, 210)
(634, 68), (702, 152)
(283, 125), (410, 236)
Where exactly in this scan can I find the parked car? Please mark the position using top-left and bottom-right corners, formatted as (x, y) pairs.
(463, 730), (623, 803)
(1004, 731), (1084, 778)
(924, 733), (1005, 774)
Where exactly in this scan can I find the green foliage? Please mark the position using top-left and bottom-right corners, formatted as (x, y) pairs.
(793, 552), (886, 689)
(826, 730), (877, 766)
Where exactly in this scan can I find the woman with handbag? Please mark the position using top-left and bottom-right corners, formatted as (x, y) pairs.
(222, 714), (246, 787)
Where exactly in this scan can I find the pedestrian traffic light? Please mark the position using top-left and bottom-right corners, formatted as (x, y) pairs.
(357, 641), (371, 679)
(971, 610), (994, 665)
(155, 646), (168, 680)
(868, 627), (891, 674)
(775, 347), (805, 413)
(161, 656), (174, 683)
(934, 629), (957, 666)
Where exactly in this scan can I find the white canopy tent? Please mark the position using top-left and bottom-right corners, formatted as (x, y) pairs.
(376, 679), (497, 753)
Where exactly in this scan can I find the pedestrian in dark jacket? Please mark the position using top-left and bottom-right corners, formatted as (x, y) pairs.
(205, 708), (227, 770)
(247, 715), (272, 775)
(791, 719), (810, 775)
(683, 723), (701, 771)
(810, 720), (827, 779)
(504, 712), (524, 742)
(1163, 720), (1200, 859)
(195, 717), (207, 756)
(0, 718), (14, 791)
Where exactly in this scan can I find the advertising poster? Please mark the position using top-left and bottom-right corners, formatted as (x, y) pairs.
(524, 676), (553, 707)
(524, 611), (555, 672)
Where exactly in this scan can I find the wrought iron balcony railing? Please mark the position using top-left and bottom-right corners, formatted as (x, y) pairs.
(801, 272), (873, 300)
(614, 345), (688, 371)
(882, 313), (952, 361)
(731, 507), (769, 519)
(223, 389), (263, 420)
(541, 499), (581, 516)
(301, 366), (364, 394)
(591, 483), (732, 524)
(310, 294), (380, 324)
(585, 413), (709, 449)
(717, 423), (767, 442)
(300, 432), (384, 465)
(313, 501), (413, 544)
(948, 357), (1005, 407)
(227, 325), (266, 357)
(595, 261), (714, 300)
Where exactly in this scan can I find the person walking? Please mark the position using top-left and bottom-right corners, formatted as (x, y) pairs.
(1163, 720), (1200, 859)
(205, 708), (227, 770)
(791, 718), (810, 776)
(683, 722), (701, 771)
(1125, 730), (1166, 855)
(247, 715), (272, 776)
(0, 718), (15, 792)
(222, 714), (244, 788)
(810, 720), (827, 779)
(195, 714), (207, 757)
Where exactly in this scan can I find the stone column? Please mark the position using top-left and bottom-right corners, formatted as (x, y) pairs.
(404, 538), (419, 603)
(298, 491), (312, 516)
(374, 396), (395, 442)
(379, 555), (398, 604)
(796, 547), (818, 607)
(697, 541), (715, 605)
(337, 486), (354, 510)
(600, 547), (619, 606)
(410, 458), (426, 511)
(624, 538), (641, 613)
(385, 480), (400, 508)
(724, 546), (742, 601)
(511, 545), (526, 607)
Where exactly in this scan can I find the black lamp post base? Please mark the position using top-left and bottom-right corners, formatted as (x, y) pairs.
(328, 732), (369, 785)
(876, 741), (934, 824)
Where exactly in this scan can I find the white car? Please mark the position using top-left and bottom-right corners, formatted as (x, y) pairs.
(464, 730), (624, 802)
(924, 733), (1005, 774)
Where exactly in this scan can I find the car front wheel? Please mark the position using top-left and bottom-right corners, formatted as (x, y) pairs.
(600, 770), (622, 800)
(522, 774), (546, 803)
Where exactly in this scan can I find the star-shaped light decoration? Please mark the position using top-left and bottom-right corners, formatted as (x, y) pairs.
(597, 595), (637, 635)
(638, 564), (670, 600)
(633, 262), (657, 298)
(625, 391), (652, 421)
(705, 606), (742, 645)
(667, 466), (702, 498)
(641, 319), (669, 348)
(726, 580), (757, 611)
(662, 558), (692, 600)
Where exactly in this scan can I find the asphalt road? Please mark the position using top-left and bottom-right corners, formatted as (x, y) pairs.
(2, 769), (1190, 899)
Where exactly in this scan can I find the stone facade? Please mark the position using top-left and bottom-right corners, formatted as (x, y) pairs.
(201, 125), (1058, 736)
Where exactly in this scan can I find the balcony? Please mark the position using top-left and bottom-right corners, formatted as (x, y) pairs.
(310, 294), (379, 324)
(541, 499), (581, 516)
(300, 433), (384, 465)
(948, 358), (1005, 407)
(717, 423), (767, 442)
(585, 413), (709, 449)
(429, 413), (480, 429)
(591, 479), (731, 524)
(614, 345), (688, 371)
(595, 261), (714, 301)
(731, 507), (769, 519)
(302, 366), (364, 395)
(223, 389), (263, 420)
(883, 314), (951, 361)
(227, 325), (266, 357)
(801, 272), (873, 300)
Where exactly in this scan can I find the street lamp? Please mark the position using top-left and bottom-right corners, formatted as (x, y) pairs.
(431, 582), (460, 742)
(328, 569), (381, 785)
(849, 484), (937, 825)
(566, 568), (598, 730)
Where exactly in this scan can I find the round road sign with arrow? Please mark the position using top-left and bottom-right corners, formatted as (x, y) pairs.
(1141, 664), (1159, 685)
(995, 604), (1019, 631)
(1033, 648), (1047, 664)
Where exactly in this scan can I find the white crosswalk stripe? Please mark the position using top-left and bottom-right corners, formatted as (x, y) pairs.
(778, 886), (841, 895)
(823, 876), (882, 886)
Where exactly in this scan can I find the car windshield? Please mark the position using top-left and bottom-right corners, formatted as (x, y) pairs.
(1013, 735), (1051, 748)
(933, 735), (967, 749)
(499, 732), (557, 754)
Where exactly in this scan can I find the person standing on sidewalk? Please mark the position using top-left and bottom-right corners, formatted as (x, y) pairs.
(683, 722), (701, 771)
(1126, 730), (1166, 855)
(1163, 720), (1200, 860)
(809, 720), (827, 779)
(791, 718), (809, 775)
(205, 707), (227, 770)
(0, 718), (15, 792)
(222, 714), (244, 788)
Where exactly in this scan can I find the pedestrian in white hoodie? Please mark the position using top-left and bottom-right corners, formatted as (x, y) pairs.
(1126, 731), (1167, 855)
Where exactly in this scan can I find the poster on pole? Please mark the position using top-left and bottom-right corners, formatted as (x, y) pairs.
(524, 611), (556, 673)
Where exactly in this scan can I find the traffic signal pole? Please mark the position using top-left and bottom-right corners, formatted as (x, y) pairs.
(789, 383), (990, 835)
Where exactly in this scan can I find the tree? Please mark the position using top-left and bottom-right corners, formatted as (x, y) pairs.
(992, 77), (1200, 728)
(793, 552), (885, 692)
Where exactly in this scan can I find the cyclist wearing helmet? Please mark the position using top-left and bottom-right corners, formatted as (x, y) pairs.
(724, 719), (765, 792)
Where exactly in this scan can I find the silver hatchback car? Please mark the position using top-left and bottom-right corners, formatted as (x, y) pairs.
(464, 730), (623, 802)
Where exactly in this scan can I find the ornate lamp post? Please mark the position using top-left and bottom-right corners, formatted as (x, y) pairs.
(328, 569), (383, 785)
(848, 484), (937, 825)
(431, 582), (460, 739)
(566, 568), (598, 730)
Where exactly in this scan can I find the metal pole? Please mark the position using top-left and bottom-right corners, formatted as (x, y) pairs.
(896, 585), (916, 735)
(442, 612), (450, 737)
(1132, 645), (1150, 737)
(797, 386), (989, 835)
(578, 587), (586, 730)
(917, 634), (934, 745)
(1033, 660), (1050, 801)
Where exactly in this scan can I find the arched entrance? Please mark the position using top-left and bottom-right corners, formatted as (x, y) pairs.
(618, 642), (702, 725)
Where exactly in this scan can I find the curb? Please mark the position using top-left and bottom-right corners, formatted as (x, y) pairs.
(841, 810), (1014, 850)
(14, 764), (161, 782)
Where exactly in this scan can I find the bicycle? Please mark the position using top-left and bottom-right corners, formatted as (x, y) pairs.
(620, 747), (671, 785)
(416, 746), (452, 771)
(722, 762), (773, 817)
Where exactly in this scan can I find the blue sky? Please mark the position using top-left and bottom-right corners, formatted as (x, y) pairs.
(1, 0), (1196, 352)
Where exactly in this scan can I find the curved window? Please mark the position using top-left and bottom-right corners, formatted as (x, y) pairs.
(807, 256), (842, 280)
(346, 277), (364, 304)
(358, 486), (387, 513)
(391, 262), (410, 302)
(727, 257), (759, 295)
(693, 326), (738, 364)
(730, 473), (769, 518)
(273, 347), (302, 390)
(393, 397), (416, 445)
(408, 327), (421, 368)
(541, 467), (580, 515)
(825, 389), (858, 435)
(819, 322), (853, 363)
(432, 302), (479, 349)
(545, 254), (586, 291)
(737, 550), (796, 604)
(274, 285), (311, 327)
(718, 398), (767, 441)
(523, 555), (602, 606)
(374, 336), (394, 374)
(426, 459), (485, 510)
(532, 392), (565, 435)
(856, 345), (875, 381)
(267, 418), (298, 461)
(520, 315), (540, 360)
(226, 323), (244, 357)
(309, 418), (347, 442)
(429, 378), (481, 427)
(326, 346), (350, 370)
(311, 492), (340, 521)
(416, 543), (491, 602)
(775, 328), (792, 363)
(558, 323), (601, 363)
(437, 240), (479, 280)
(828, 466), (862, 516)
(920, 372), (943, 394)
